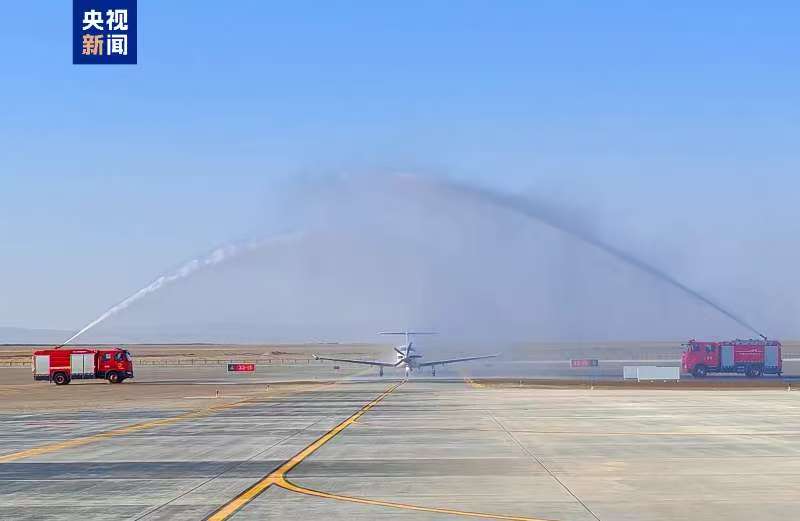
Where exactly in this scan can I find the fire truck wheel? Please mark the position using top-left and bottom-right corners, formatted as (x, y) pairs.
(107, 371), (120, 384)
(692, 365), (707, 378)
(52, 372), (69, 385)
(746, 366), (763, 378)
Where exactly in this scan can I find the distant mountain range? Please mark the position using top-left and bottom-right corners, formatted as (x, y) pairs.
(0, 326), (136, 345)
(0, 327), (74, 345)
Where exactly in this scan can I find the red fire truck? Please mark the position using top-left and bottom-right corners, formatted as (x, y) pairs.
(32, 347), (134, 385)
(681, 339), (782, 377)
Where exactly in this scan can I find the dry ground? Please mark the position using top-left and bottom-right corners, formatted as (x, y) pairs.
(0, 343), (386, 413)
(0, 343), (387, 364)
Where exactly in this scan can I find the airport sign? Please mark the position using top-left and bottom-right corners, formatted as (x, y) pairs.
(227, 363), (255, 372)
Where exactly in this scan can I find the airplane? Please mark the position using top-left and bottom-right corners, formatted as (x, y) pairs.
(313, 331), (497, 377)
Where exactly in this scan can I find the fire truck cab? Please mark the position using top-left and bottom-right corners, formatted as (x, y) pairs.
(681, 339), (781, 378)
(33, 347), (134, 385)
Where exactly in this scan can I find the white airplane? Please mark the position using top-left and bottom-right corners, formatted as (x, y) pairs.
(313, 331), (497, 377)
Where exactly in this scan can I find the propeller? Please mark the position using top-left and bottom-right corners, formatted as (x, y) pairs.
(394, 342), (413, 366)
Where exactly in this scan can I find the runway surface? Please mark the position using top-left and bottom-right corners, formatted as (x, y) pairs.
(2, 377), (800, 520)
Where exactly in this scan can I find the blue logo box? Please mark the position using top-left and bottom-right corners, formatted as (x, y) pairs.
(73, 0), (137, 64)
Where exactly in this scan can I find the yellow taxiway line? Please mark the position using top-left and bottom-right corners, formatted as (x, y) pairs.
(274, 477), (553, 521)
(0, 400), (243, 464)
(463, 376), (486, 389)
(206, 381), (403, 520)
(208, 379), (553, 521)
(0, 375), (364, 464)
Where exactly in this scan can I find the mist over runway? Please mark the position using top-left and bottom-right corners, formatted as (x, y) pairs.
(2, 366), (800, 521)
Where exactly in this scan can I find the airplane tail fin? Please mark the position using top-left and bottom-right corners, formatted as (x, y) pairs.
(379, 331), (437, 345)
(379, 331), (438, 335)
(378, 331), (439, 357)
(381, 331), (438, 360)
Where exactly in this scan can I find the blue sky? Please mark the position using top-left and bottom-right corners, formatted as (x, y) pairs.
(1, 2), (799, 335)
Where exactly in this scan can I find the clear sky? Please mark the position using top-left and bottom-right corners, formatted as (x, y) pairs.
(1, 2), (799, 337)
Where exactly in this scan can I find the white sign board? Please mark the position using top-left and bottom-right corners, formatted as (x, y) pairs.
(623, 366), (637, 379)
(624, 366), (680, 381)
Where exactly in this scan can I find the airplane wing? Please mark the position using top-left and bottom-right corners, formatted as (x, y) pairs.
(313, 355), (396, 367)
(418, 354), (498, 367)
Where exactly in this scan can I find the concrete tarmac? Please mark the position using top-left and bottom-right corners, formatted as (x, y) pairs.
(2, 375), (800, 520)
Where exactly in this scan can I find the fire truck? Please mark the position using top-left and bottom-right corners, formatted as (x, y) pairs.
(681, 339), (781, 377)
(32, 347), (134, 385)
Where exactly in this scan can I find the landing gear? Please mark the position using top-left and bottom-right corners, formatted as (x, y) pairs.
(432, 367), (436, 377)
(379, 367), (384, 377)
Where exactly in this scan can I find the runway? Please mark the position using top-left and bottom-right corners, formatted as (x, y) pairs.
(2, 377), (800, 520)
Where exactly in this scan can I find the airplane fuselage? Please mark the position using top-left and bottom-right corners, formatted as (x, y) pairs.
(312, 331), (496, 378)
(396, 345), (423, 371)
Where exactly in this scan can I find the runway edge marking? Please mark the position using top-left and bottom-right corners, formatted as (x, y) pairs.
(208, 380), (555, 521)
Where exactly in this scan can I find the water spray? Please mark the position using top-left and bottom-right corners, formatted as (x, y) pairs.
(59, 233), (302, 346)
(57, 175), (766, 345)
(420, 176), (766, 339)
